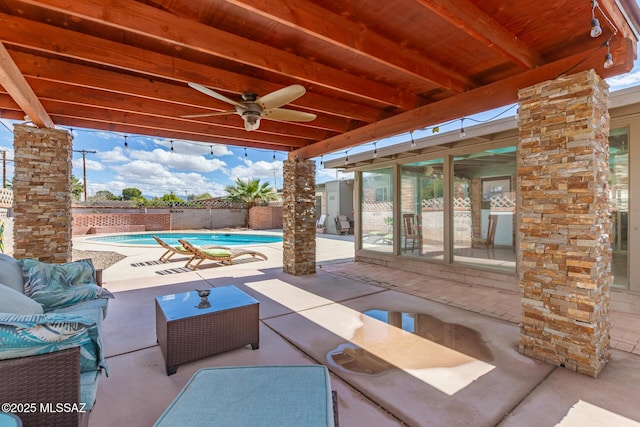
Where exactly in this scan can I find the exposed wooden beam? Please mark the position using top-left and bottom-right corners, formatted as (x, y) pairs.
(0, 105), (295, 151)
(414, 0), (545, 69)
(35, 98), (312, 148)
(216, 0), (474, 93)
(14, 76), (338, 141)
(289, 49), (610, 159)
(0, 15), (380, 124)
(18, 0), (419, 110)
(0, 42), (53, 128)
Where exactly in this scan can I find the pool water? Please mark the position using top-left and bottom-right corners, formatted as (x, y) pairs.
(87, 232), (282, 247)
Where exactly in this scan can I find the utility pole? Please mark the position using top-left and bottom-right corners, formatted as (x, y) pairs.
(1, 151), (5, 188)
(73, 149), (96, 203)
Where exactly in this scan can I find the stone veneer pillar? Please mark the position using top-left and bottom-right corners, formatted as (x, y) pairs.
(13, 125), (73, 263)
(518, 70), (611, 377)
(282, 157), (316, 275)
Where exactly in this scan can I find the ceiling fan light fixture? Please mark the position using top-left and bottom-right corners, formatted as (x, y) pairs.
(243, 112), (261, 131)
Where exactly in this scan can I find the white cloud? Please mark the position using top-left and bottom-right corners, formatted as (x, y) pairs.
(230, 159), (282, 180)
(111, 160), (227, 197)
(98, 146), (129, 163)
(607, 69), (640, 91)
(72, 157), (104, 172)
(129, 148), (227, 173)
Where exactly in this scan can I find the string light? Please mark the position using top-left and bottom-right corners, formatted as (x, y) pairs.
(604, 40), (614, 69)
(244, 147), (248, 158)
(410, 131), (416, 148)
(344, 150), (349, 165)
(459, 119), (466, 138)
(373, 142), (378, 158)
(320, 155), (323, 166)
(273, 151), (276, 160)
(124, 135), (128, 148)
(170, 140), (174, 152)
(210, 145), (213, 155)
(590, 0), (602, 38)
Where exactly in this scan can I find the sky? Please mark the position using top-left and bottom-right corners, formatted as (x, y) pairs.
(1, 31), (640, 198)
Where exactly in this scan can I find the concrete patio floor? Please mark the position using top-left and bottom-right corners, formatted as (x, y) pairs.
(73, 232), (640, 427)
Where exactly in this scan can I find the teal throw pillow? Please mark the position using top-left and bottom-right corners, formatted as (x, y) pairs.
(19, 258), (114, 311)
(0, 283), (44, 315)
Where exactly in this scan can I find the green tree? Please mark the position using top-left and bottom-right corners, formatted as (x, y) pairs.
(188, 192), (212, 201)
(71, 175), (83, 200)
(92, 190), (120, 201)
(122, 188), (142, 200)
(225, 178), (277, 227)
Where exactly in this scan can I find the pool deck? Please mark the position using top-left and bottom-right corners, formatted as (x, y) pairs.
(73, 231), (640, 427)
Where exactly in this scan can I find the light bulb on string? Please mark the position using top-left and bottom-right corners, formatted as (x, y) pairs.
(124, 135), (128, 148)
(170, 140), (174, 152)
(320, 155), (324, 166)
(373, 142), (378, 158)
(459, 119), (466, 138)
(604, 40), (614, 69)
(344, 150), (349, 165)
(590, 0), (602, 38)
(273, 151), (276, 161)
(410, 131), (416, 148)
(244, 147), (248, 159)
(210, 145), (213, 155)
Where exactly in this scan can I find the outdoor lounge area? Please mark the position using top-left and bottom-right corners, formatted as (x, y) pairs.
(56, 234), (640, 426)
(2, 0), (640, 425)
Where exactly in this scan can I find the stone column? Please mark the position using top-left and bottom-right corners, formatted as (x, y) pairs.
(282, 157), (316, 275)
(518, 70), (611, 377)
(13, 125), (73, 263)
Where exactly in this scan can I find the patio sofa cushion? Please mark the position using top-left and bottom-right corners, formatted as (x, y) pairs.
(0, 283), (44, 315)
(0, 312), (107, 374)
(18, 258), (113, 311)
(54, 297), (110, 320)
(0, 253), (24, 293)
(80, 370), (101, 410)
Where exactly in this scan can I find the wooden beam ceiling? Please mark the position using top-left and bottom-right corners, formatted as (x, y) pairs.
(0, 0), (636, 157)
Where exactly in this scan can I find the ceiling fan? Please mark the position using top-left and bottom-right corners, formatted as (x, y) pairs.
(183, 82), (317, 131)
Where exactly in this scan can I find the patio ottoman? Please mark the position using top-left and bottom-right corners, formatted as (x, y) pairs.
(153, 365), (337, 427)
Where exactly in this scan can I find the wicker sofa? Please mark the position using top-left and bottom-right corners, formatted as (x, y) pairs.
(0, 254), (112, 427)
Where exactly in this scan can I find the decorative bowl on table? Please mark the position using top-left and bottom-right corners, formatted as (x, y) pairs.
(196, 289), (211, 308)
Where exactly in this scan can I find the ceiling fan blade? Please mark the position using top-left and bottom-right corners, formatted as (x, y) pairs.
(181, 110), (236, 118)
(188, 82), (246, 109)
(257, 84), (306, 111)
(263, 108), (317, 122)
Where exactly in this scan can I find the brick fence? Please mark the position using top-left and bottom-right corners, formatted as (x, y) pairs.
(73, 213), (171, 235)
(250, 206), (283, 229)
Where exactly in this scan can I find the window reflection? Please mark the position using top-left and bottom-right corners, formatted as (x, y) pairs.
(400, 159), (444, 259)
(609, 127), (628, 288)
(452, 147), (516, 270)
(361, 168), (394, 253)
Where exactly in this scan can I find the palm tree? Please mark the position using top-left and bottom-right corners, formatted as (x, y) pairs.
(225, 178), (278, 227)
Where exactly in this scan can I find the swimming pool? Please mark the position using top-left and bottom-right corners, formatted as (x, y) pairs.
(86, 232), (282, 246)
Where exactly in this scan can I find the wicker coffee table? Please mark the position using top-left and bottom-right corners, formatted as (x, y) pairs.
(155, 285), (259, 375)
